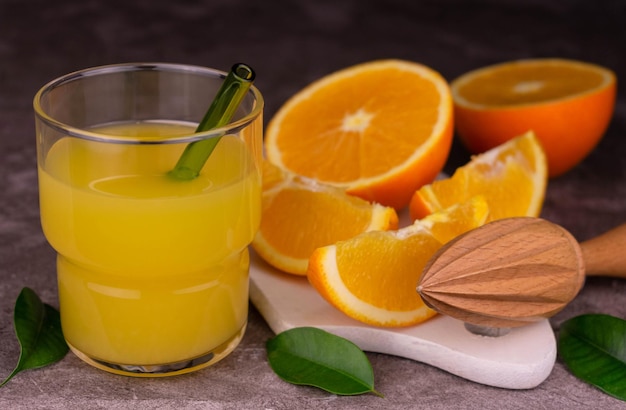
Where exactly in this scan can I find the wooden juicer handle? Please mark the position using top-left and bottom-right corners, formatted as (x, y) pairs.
(581, 223), (626, 278)
(417, 218), (626, 331)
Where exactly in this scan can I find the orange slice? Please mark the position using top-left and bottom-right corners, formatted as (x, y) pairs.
(307, 196), (490, 327)
(251, 161), (398, 275)
(265, 59), (454, 209)
(451, 58), (616, 177)
(409, 131), (547, 221)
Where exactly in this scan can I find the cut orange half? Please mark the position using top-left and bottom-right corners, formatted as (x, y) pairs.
(251, 161), (398, 275)
(451, 58), (616, 177)
(307, 196), (490, 327)
(410, 131), (547, 222)
(265, 59), (454, 209)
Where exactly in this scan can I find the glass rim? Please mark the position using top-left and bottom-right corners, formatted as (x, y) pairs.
(32, 62), (264, 145)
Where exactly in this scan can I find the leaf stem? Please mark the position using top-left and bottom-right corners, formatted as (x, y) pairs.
(168, 63), (256, 180)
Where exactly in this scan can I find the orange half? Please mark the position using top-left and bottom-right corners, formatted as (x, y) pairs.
(452, 58), (616, 177)
(265, 59), (454, 209)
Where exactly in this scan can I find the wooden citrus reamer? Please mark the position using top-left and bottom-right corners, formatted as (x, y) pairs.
(417, 217), (626, 336)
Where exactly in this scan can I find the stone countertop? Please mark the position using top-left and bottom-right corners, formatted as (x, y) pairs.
(1, 0), (625, 408)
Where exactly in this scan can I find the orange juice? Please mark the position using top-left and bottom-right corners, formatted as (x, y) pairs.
(38, 122), (261, 374)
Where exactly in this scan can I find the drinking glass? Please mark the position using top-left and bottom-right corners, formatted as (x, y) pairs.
(33, 63), (263, 376)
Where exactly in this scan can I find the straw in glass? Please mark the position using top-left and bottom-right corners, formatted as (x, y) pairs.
(169, 63), (256, 180)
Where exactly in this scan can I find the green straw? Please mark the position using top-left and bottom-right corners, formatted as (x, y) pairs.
(169, 63), (256, 180)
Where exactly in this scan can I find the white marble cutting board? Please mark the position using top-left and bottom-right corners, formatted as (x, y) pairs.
(249, 249), (557, 390)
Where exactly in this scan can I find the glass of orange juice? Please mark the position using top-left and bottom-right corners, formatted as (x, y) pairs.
(33, 63), (263, 377)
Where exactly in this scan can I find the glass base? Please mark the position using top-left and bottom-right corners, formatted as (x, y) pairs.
(68, 321), (247, 377)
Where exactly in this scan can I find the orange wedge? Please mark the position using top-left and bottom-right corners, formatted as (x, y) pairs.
(410, 131), (547, 221)
(265, 59), (454, 209)
(451, 58), (616, 177)
(251, 161), (398, 275)
(307, 196), (490, 327)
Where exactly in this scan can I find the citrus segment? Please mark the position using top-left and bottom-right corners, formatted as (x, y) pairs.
(451, 58), (616, 177)
(252, 161), (398, 276)
(409, 131), (547, 221)
(265, 59), (454, 209)
(307, 196), (490, 327)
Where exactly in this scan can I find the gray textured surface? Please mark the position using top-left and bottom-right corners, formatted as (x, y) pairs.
(1, 0), (626, 408)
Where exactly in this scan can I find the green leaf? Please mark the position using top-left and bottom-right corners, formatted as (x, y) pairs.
(1, 287), (69, 387)
(558, 314), (626, 401)
(266, 327), (383, 397)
